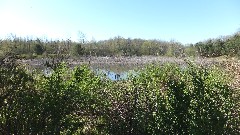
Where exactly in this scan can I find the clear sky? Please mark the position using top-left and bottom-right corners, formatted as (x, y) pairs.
(0, 0), (239, 44)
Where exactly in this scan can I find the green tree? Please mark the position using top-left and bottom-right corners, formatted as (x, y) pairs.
(34, 43), (45, 55)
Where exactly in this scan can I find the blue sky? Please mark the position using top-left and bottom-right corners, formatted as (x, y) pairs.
(0, 0), (239, 44)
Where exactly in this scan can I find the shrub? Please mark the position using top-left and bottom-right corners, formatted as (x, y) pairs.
(105, 63), (239, 134)
(34, 44), (45, 55)
(0, 59), (239, 134)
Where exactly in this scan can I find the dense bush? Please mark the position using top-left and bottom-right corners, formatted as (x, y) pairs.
(104, 62), (239, 134)
(0, 59), (239, 134)
(0, 59), (108, 134)
(195, 32), (240, 57)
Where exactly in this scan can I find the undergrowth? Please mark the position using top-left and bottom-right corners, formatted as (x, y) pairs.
(0, 57), (239, 134)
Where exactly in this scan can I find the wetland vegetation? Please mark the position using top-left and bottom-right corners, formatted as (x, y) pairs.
(0, 32), (240, 134)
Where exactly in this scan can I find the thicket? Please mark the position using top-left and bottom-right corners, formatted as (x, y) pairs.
(0, 55), (239, 134)
(0, 35), (185, 58)
(195, 32), (240, 57)
(1, 32), (240, 58)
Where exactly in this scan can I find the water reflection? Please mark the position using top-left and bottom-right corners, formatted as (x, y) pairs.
(43, 67), (53, 77)
(89, 63), (142, 80)
(93, 68), (130, 81)
(42, 66), (135, 81)
(40, 62), (139, 81)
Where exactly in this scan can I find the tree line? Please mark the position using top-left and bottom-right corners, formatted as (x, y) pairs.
(0, 31), (239, 58)
(0, 35), (185, 58)
(195, 32), (240, 57)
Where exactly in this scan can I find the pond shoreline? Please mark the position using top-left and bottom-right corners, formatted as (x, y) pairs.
(18, 56), (227, 66)
(16, 56), (240, 84)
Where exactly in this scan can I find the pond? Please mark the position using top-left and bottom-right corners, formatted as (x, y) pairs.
(42, 65), (138, 81)
(89, 63), (141, 80)
(93, 68), (137, 81)
(22, 57), (215, 81)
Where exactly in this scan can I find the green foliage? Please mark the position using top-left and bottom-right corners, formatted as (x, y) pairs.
(71, 43), (85, 56)
(195, 32), (240, 57)
(0, 36), (185, 57)
(0, 57), (108, 134)
(34, 43), (45, 55)
(0, 57), (239, 134)
(2, 32), (240, 57)
(104, 63), (239, 134)
(185, 44), (198, 57)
